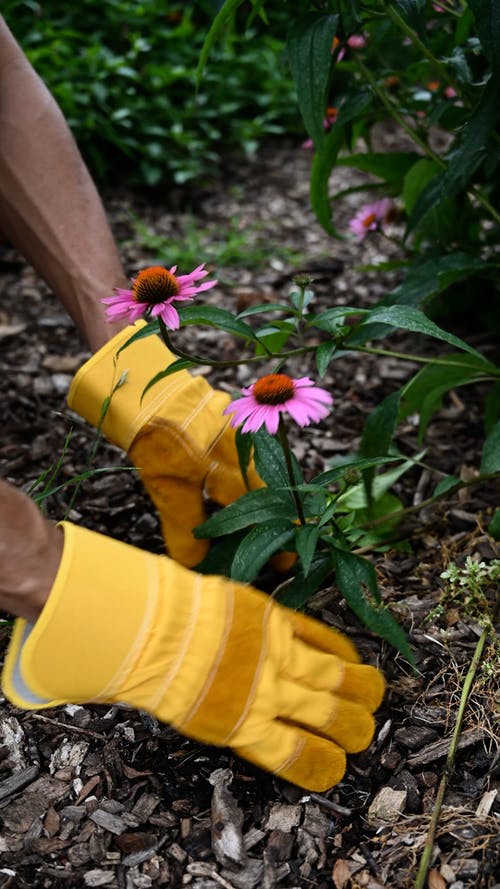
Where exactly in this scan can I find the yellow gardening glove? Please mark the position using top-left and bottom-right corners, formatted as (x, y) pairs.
(68, 324), (264, 568)
(2, 523), (385, 791)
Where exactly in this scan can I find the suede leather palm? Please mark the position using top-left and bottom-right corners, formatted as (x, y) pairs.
(67, 324), (265, 567)
(2, 523), (385, 791)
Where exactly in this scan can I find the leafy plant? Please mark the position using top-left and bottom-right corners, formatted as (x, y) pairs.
(116, 269), (500, 663)
(199, 0), (500, 330)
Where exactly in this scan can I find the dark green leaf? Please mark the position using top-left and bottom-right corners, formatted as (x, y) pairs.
(295, 524), (321, 577)
(276, 555), (333, 609)
(488, 508), (500, 540)
(178, 305), (258, 340)
(252, 428), (302, 490)
(360, 391), (401, 461)
(433, 476), (460, 497)
(408, 74), (500, 231)
(480, 419), (500, 474)
(363, 305), (486, 359)
(334, 549), (413, 660)
(141, 360), (196, 399)
(312, 456), (400, 487)
(316, 341), (339, 376)
(287, 14), (338, 148)
(337, 151), (419, 185)
(310, 126), (345, 235)
(237, 303), (288, 318)
(235, 427), (253, 490)
(468, 0), (500, 71)
(194, 488), (296, 538)
(231, 521), (296, 582)
(400, 353), (496, 440)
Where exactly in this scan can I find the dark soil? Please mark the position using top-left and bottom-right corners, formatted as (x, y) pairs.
(0, 143), (499, 889)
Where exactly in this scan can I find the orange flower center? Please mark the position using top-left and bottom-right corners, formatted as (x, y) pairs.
(362, 212), (378, 229)
(253, 374), (295, 405)
(132, 266), (180, 304)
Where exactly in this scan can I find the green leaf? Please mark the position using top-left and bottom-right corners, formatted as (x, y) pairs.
(400, 353), (496, 441)
(316, 341), (339, 376)
(338, 457), (421, 511)
(236, 303), (288, 318)
(488, 508), (500, 540)
(252, 428), (302, 490)
(363, 305), (486, 359)
(310, 126), (345, 235)
(141, 359), (196, 399)
(334, 549), (413, 661)
(178, 305), (257, 341)
(359, 391), (401, 505)
(194, 488), (296, 538)
(116, 320), (159, 355)
(287, 14), (338, 149)
(408, 73), (500, 231)
(480, 419), (500, 474)
(310, 306), (368, 333)
(235, 427), (253, 490)
(295, 524), (321, 577)
(276, 555), (333, 609)
(312, 456), (400, 487)
(337, 151), (419, 185)
(231, 521), (296, 582)
(195, 0), (246, 85)
(433, 475), (460, 498)
(468, 0), (500, 71)
(360, 391), (401, 461)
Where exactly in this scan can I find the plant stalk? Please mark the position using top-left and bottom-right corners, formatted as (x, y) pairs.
(278, 415), (306, 525)
(413, 623), (491, 889)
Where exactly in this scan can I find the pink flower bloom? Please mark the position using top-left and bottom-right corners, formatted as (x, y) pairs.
(102, 264), (217, 329)
(223, 374), (333, 435)
(347, 34), (367, 49)
(348, 198), (396, 241)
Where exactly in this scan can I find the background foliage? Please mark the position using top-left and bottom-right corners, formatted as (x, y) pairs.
(2, 0), (303, 186)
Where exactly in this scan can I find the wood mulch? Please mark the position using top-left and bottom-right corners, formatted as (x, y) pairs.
(0, 142), (499, 888)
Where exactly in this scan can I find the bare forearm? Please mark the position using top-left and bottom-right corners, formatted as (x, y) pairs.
(0, 16), (128, 351)
(0, 479), (62, 622)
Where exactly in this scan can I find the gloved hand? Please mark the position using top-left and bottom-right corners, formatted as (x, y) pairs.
(2, 523), (385, 791)
(68, 324), (263, 567)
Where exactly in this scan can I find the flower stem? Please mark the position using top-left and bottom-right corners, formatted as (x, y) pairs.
(413, 623), (491, 889)
(278, 415), (306, 525)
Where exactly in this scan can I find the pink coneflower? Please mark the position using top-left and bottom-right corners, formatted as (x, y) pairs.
(348, 198), (396, 241)
(223, 374), (333, 435)
(347, 34), (367, 49)
(102, 264), (217, 329)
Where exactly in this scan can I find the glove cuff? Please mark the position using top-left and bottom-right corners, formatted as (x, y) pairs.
(67, 323), (213, 451)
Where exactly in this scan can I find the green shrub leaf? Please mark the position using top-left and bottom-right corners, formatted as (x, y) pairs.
(231, 521), (296, 582)
(194, 488), (297, 538)
(480, 420), (500, 474)
(334, 548), (413, 661)
(287, 13), (338, 149)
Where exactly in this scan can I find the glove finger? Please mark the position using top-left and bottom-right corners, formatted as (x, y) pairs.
(276, 678), (377, 754)
(144, 476), (209, 568)
(234, 721), (347, 792)
(286, 635), (385, 711)
(289, 608), (362, 662)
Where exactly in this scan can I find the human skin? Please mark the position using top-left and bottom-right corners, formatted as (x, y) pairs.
(0, 16), (128, 621)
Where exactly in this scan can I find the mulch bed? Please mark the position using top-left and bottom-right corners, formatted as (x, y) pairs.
(0, 142), (499, 888)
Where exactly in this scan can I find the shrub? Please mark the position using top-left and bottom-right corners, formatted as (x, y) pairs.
(2, 0), (302, 187)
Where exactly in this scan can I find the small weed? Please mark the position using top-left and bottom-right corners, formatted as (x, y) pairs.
(130, 213), (305, 274)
